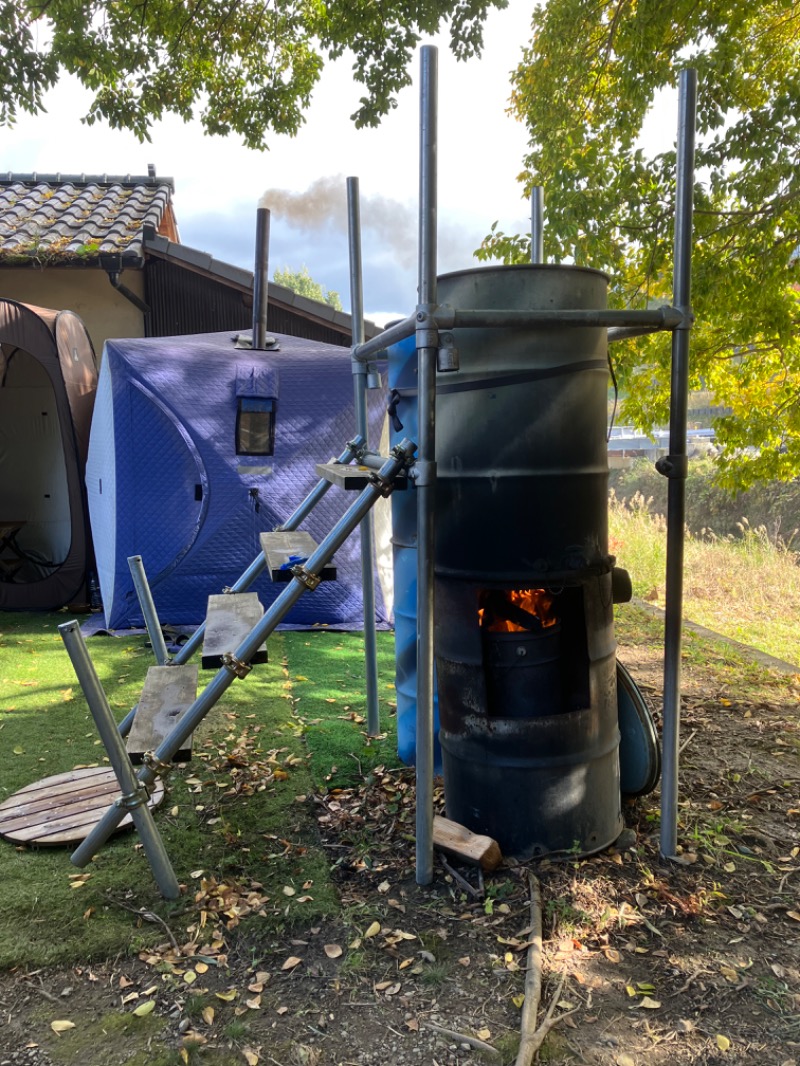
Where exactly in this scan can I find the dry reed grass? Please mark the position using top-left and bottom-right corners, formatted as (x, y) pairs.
(609, 492), (800, 667)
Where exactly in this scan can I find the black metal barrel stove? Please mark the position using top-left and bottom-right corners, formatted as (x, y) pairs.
(434, 263), (625, 859)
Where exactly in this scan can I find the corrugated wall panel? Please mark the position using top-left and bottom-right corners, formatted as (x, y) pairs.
(145, 260), (350, 346)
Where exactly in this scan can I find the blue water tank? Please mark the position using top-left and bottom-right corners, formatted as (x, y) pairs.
(388, 334), (442, 772)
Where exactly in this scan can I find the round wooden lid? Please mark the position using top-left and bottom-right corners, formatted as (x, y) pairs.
(0, 766), (165, 846)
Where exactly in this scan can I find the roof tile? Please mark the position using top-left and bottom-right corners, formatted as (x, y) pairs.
(0, 175), (173, 265)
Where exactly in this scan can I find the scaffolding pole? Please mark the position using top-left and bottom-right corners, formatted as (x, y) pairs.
(415, 44), (438, 887)
(348, 176), (381, 737)
(660, 68), (697, 858)
(530, 186), (544, 264)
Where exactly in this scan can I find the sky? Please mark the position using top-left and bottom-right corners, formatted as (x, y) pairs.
(6, 2), (544, 324)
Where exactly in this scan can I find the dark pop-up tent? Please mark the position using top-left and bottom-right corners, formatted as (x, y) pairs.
(87, 329), (391, 630)
(0, 300), (98, 610)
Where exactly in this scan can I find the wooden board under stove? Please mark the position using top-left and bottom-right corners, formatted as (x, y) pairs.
(0, 766), (165, 846)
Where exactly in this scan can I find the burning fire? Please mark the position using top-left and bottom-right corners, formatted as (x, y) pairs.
(478, 588), (558, 633)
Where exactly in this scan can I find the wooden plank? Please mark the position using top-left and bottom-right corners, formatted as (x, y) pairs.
(201, 592), (268, 670)
(126, 664), (199, 763)
(315, 462), (376, 490)
(315, 463), (407, 490)
(259, 531), (336, 583)
(433, 815), (503, 871)
(0, 767), (164, 846)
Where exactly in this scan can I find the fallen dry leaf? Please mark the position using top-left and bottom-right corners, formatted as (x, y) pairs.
(282, 956), (302, 971)
(365, 921), (381, 938)
(202, 1005), (215, 1025)
(50, 1020), (76, 1035)
(133, 1001), (156, 1017)
(324, 944), (343, 959)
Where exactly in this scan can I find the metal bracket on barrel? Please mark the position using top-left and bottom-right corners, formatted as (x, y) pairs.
(655, 454), (689, 479)
(409, 459), (435, 488)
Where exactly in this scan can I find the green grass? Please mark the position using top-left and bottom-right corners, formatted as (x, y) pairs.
(0, 612), (362, 968)
(283, 630), (401, 788)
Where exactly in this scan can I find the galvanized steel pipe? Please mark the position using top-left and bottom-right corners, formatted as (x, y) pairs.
(348, 176), (381, 737)
(60, 621), (180, 898)
(531, 186), (545, 264)
(660, 68), (697, 859)
(128, 555), (170, 665)
(416, 44), (438, 887)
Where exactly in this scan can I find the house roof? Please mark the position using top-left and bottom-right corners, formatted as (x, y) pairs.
(143, 228), (381, 340)
(0, 171), (176, 266)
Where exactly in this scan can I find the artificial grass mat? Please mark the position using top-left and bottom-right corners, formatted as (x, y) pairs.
(0, 612), (401, 969)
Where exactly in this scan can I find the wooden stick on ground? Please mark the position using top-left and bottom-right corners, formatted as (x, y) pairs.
(515, 872), (577, 1066)
(423, 1022), (501, 1057)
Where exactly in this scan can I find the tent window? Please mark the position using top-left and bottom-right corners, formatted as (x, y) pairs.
(237, 397), (275, 455)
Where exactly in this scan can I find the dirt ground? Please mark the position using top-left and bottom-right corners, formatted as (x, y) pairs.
(2, 630), (800, 1066)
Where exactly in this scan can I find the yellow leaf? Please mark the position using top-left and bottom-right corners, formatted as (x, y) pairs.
(246, 995), (261, 1009)
(133, 1001), (156, 1017)
(716, 1034), (731, 1052)
(365, 921), (381, 938)
(324, 944), (343, 959)
(202, 1006), (215, 1025)
(195, 962), (209, 975)
(282, 885), (296, 896)
(282, 956), (302, 970)
(50, 1020), (76, 1034)
(476, 1028), (491, 1040)
(243, 1050), (260, 1065)
(215, 989), (238, 1002)
(635, 996), (661, 1009)
(512, 994), (525, 1009)
(183, 971), (197, 984)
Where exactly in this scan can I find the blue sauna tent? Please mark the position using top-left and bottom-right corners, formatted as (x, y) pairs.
(87, 329), (390, 630)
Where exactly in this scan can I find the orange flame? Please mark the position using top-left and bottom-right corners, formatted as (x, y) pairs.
(479, 589), (558, 633)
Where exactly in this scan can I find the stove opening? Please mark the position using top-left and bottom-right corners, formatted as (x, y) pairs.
(479, 586), (590, 719)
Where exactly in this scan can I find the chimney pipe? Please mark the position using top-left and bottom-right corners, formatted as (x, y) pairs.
(252, 207), (270, 350)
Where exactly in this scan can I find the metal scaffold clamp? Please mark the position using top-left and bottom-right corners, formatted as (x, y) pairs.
(142, 750), (174, 778)
(291, 565), (322, 591)
(345, 434), (369, 462)
(367, 471), (397, 497)
(114, 785), (151, 812)
(221, 651), (253, 678)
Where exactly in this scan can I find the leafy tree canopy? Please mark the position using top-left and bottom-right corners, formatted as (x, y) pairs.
(1, 0), (505, 148)
(273, 264), (343, 311)
(479, 0), (800, 490)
